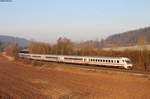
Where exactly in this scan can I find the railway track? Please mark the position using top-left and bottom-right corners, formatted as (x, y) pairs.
(64, 63), (150, 76)
(21, 58), (150, 76)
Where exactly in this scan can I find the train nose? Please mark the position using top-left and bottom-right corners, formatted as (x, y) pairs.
(127, 65), (133, 69)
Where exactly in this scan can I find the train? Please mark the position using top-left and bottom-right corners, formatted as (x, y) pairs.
(18, 52), (133, 69)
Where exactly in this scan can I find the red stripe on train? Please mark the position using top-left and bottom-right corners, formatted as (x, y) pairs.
(30, 57), (124, 66)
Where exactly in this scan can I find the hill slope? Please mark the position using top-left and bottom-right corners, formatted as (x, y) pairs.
(103, 27), (150, 47)
(0, 35), (30, 47)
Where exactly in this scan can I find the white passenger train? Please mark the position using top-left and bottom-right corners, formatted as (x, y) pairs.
(19, 52), (133, 69)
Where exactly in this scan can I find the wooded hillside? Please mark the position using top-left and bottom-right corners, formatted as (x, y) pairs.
(103, 27), (150, 47)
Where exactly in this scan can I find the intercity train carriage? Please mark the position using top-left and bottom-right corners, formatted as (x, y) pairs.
(18, 53), (133, 69)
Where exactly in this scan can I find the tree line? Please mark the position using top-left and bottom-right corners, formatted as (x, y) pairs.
(28, 37), (150, 71)
(4, 37), (150, 71)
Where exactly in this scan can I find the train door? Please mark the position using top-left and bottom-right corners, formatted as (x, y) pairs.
(58, 56), (64, 62)
(83, 58), (88, 64)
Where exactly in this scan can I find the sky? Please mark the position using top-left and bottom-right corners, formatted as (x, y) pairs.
(0, 0), (150, 43)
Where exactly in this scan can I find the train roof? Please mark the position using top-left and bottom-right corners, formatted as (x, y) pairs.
(24, 53), (128, 59)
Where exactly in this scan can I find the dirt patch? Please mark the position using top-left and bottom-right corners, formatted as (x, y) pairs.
(2, 52), (14, 61)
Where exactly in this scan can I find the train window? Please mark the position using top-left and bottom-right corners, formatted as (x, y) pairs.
(64, 57), (82, 60)
(117, 60), (119, 63)
(106, 60), (108, 62)
(46, 56), (58, 59)
(108, 60), (110, 62)
(100, 60), (102, 62)
(24, 55), (30, 56)
(103, 60), (105, 62)
(111, 60), (113, 63)
(19, 51), (29, 53)
(32, 56), (41, 57)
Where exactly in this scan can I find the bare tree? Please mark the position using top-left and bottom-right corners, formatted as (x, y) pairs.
(28, 42), (51, 54)
(54, 37), (73, 55)
(4, 43), (20, 57)
(137, 35), (149, 71)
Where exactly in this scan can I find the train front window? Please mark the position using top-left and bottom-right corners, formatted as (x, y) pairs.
(126, 60), (132, 64)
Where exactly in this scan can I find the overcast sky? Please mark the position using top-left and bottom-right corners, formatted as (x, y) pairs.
(0, 0), (150, 43)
